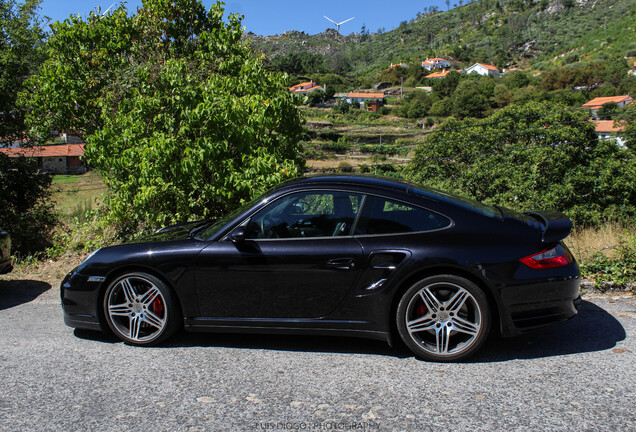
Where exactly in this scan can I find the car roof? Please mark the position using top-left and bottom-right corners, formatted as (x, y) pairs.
(277, 174), (502, 219)
(276, 174), (411, 194)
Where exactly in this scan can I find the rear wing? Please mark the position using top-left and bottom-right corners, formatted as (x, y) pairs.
(523, 210), (573, 244)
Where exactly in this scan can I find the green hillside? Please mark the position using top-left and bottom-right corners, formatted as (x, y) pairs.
(247, 0), (636, 75)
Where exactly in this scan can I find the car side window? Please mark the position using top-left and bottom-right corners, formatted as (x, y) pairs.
(354, 195), (451, 235)
(245, 191), (363, 239)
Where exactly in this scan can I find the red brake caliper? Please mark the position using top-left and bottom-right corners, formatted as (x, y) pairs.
(416, 299), (427, 317)
(151, 296), (164, 316)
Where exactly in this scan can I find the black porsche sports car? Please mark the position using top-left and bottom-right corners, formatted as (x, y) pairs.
(61, 175), (581, 361)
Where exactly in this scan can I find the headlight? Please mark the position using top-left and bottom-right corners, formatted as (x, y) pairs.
(79, 248), (101, 267)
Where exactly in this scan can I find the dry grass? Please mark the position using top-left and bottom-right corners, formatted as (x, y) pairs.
(50, 171), (107, 221)
(565, 223), (633, 262)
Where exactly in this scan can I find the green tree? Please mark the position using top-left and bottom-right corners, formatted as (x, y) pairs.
(0, 0), (46, 146)
(452, 80), (489, 118)
(406, 101), (635, 225)
(0, 154), (55, 255)
(24, 0), (304, 230)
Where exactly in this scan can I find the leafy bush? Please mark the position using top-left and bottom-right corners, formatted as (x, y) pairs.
(0, 154), (56, 255)
(358, 144), (404, 156)
(332, 100), (351, 114)
(406, 101), (636, 226)
(337, 161), (353, 172)
(26, 1), (304, 231)
(322, 138), (351, 153)
(580, 234), (636, 289)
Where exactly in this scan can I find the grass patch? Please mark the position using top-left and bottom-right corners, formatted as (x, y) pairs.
(566, 224), (636, 290)
(51, 171), (107, 223)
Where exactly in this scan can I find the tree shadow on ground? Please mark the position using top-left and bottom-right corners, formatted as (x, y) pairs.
(0, 279), (51, 311)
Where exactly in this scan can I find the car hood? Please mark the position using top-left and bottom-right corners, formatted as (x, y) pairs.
(123, 220), (211, 245)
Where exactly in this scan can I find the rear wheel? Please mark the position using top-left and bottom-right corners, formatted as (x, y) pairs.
(396, 275), (490, 362)
(103, 272), (180, 346)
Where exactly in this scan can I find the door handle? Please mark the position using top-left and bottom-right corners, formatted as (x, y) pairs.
(326, 258), (356, 270)
(371, 262), (397, 271)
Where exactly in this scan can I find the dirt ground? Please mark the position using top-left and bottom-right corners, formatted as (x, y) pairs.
(0, 253), (88, 289)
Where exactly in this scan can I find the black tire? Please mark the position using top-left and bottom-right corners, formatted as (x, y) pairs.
(103, 272), (181, 346)
(396, 274), (490, 362)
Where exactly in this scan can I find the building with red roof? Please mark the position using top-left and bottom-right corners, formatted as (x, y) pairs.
(464, 63), (500, 77)
(582, 95), (633, 110)
(421, 57), (450, 71)
(0, 143), (86, 174)
(289, 81), (324, 95)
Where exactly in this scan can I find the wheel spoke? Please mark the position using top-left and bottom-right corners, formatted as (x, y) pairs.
(129, 315), (142, 340)
(143, 310), (165, 329)
(451, 315), (479, 336)
(139, 287), (160, 306)
(446, 289), (469, 313)
(109, 302), (132, 316)
(419, 287), (441, 312)
(435, 324), (451, 353)
(120, 278), (137, 303)
(407, 315), (436, 333)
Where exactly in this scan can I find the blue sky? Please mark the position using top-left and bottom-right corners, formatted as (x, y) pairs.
(39, 1), (449, 35)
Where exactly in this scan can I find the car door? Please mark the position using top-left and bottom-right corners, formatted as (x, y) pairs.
(352, 194), (453, 291)
(195, 190), (365, 319)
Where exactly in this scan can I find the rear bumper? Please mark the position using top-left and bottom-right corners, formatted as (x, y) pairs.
(498, 274), (581, 337)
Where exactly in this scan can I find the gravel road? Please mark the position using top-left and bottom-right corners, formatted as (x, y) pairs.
(0, 279), (634, 432)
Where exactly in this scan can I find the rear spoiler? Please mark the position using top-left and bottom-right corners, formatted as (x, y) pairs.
(523, 210), (572, 244)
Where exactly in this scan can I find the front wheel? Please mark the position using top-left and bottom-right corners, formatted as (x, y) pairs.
(103, 272), (180, 346)
(396, 275), (490, 362)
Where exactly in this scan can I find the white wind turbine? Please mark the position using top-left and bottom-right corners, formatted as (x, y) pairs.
(323, 15), (355, 33)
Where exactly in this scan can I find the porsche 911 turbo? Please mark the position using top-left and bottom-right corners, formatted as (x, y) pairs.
(61, 175), (580, 361)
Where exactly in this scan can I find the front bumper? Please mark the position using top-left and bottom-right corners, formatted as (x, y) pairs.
(60, 270), (104, 331)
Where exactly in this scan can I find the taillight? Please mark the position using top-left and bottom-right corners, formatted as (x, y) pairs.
(519, 245), (573, 269)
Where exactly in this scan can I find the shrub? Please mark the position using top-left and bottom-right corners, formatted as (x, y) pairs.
(580, 234), (636, 289)
(0, 154), (57, 255)
(337, 161), (353, 172)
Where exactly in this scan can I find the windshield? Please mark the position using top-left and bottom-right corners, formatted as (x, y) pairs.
(195, 192), (271, 240)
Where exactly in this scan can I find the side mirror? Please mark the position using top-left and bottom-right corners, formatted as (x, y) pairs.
(229, 227), (246, 244)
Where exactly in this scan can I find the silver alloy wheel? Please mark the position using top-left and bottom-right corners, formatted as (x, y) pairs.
(106, 275), (168, 343)
(404, 282), (482, 357)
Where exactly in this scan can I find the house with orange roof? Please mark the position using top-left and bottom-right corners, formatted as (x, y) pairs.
(464, 63), (500, 77)
(389, 62), (408, 69)
(0, 143), (86, 174)
(582, 95), (633, 110)
(421, 57), (450, 71)
(289, 81), (324, 95)
(425, 69), (462, 79)
(593, 120), (628, 149)
(344, 92), (385, 110)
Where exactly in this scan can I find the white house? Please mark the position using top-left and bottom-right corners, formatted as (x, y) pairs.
(594, 120), (627, 149)
(582, 95), (633, 110)
(289, 81), (324, 95)
(421, 57), (451, 71)
(464, 63), (500, 77)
